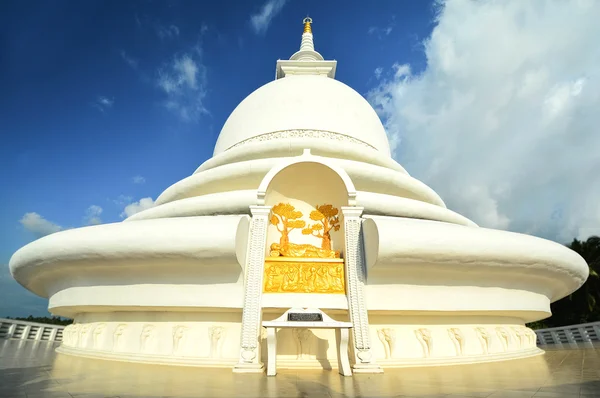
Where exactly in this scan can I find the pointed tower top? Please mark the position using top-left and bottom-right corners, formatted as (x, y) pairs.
(274, 17), (337, 80)
(303, 17), (312, 34)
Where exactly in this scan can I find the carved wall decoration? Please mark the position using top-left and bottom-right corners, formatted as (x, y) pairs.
(511, 327), (526, 348)
(172, 326), (188, 355)
(269, 203), (340, 259)
(377, 328), (396, 359)
(448, 328), (465, 356)
(140, 325), (155, 353)
(475, 327), (491, 354)
(495, 327), (509, 351)
(415, 328), (433, 358)
(227, 129), (377, 151)
(62, 325), (71, 346)
(70, 324), (80, 347)
(209, 326), (226, 358)
(79, 324), (91, 347)
(525, 327), (537, 346)
(263, 259), (345, 294)
(238, 206), (270, 365)
(92, 323), (106, 349)
(112, 324), (127, 351)
(343, 207), (377, 367)
(292, 328), (313, 360)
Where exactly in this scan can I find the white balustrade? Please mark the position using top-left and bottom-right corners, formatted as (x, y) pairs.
(534, 321), (600, 347)
(0, 318), (65, 343)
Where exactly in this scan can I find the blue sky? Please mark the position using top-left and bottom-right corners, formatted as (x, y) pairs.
(2, 0), (600, 317)
(0, 0), (435, 316)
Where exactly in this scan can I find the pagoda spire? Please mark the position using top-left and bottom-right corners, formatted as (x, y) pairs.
(275, 17), (337, 79)
(290, 17), (321, 62)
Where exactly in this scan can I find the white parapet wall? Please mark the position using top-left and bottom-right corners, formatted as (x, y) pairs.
(0, 318), (65, 342)
(534, 321), (600, 347)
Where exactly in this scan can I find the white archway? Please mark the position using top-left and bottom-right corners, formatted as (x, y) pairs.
(257, 149), (357, 206)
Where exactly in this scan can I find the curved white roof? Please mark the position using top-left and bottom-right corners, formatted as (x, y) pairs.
(213, 75), (392, 156)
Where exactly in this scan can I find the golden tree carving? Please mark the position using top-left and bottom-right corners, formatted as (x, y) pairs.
(302, 204), (340, 251)
(270, 203), (306, 248)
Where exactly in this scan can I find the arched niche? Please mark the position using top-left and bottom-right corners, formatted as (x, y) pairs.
(262, 161), (351, 258)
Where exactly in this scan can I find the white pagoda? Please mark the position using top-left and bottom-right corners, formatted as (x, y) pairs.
(10, 18), (588, 373)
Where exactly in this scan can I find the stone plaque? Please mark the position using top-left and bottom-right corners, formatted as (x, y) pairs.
(287, 312), (323, 322)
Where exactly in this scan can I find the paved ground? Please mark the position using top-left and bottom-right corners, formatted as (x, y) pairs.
(1, 340), (599, 397)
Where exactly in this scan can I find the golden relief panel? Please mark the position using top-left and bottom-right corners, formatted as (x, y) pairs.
(265, 202), (345, 294)
(263, 258), (345, 294)
(269, 202), (341, 259)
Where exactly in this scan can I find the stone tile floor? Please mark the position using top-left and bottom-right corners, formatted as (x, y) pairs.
(1, 340), (599, 397)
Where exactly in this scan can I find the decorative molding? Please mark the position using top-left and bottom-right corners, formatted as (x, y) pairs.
(377, 328), (396, 359)
(227, 129), (377, 151)
(92, 323), (106, 349)
(209, 326), (226, 358)
(475, 327), (491, 354)
(342, 206), (382, 372)
(448, 328), (465, 356)
(234, 205), (271, 372)
(140, 325), (155, 353)
(172, 325), (188, 355)
(70, 324), (80, 347)
(113, 324), (127, 352)
(79, 324), (91, 348)
(525, 327), (537, 346)
(495, 327), (509, 351)
(55, 320), (546, 367)
(415, 328), (432, 358)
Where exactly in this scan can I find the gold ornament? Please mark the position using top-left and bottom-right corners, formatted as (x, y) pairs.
(263, 258), (345, 294)
(269, 202), (340, 259)
(303, 17), (312, 34)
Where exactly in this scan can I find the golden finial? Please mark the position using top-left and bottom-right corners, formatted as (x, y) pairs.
(303, 17), (312, 34)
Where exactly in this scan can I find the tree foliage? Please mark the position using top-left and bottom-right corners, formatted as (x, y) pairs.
(5, 316), (73, 326)
(302, 204), (341, 250)
(270, 203), (306, 247)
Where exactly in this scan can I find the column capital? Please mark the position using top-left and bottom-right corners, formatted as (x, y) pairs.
(341, 206), (364, 218)
(249, 205), (272, 217)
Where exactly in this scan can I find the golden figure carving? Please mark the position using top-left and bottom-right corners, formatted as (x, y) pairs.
(270, 242), (339, 258)
(263, 259), (345, 294)
(269, 202), (340, 258)
(302, 204), (341, 251)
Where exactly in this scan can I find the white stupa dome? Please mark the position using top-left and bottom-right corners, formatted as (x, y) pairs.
(7, 17), (589, 372)
(213, 71), (391, 157)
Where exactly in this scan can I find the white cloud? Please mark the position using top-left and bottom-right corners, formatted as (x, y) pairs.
(250, 0), (287, 35)
(374, 67), (383, 80)
(112, 194), (133, 207)
(94, 96), (114, 112)
(368, 0), (600, 243)
(132, 175), (146, 184)
(121, 197), (155, 218)
(156, 24), (180, 40)
(19, 213), (62, 236)
(368, 16), (396, 39)
(120, 50), (138, 70)
(157, 53), (208, 122)
(84, 205), (103, 226)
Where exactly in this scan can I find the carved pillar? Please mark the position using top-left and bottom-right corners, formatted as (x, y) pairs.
(341, 207), (383, 373)
(234, 205), (271, 373)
